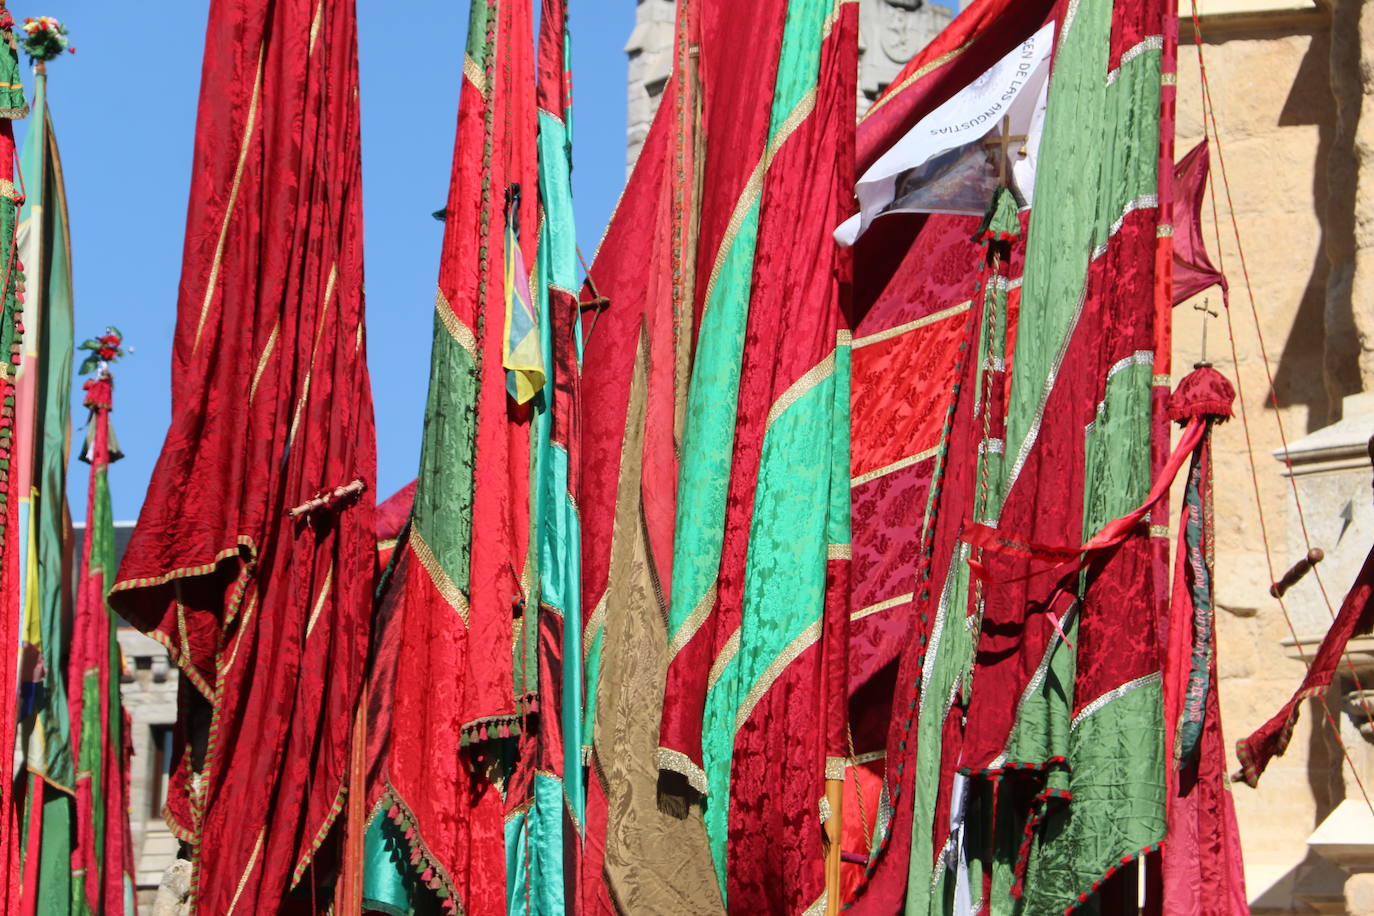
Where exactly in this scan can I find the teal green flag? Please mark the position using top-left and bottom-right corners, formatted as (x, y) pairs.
(16, 65), (80, 912)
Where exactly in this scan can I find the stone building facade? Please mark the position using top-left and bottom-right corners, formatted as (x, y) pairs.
(1175, 0), (1374, 910)
(89, 521), (179, 909)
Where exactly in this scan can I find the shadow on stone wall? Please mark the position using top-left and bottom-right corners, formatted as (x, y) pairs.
(1270, 23), (1343, 432)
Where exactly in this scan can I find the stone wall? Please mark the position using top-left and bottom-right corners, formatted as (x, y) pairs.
(117, 629), (180, 909)
(1173, 4), (1374, 908)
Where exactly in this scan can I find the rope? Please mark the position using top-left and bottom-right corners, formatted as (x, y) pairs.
(1188, 0), (1374, 814)
(846, 725), (872, 853)
(1191, 21), (1374, 741)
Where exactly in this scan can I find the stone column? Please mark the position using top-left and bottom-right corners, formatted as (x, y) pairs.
(857, 0), (952, 111)
(1325, 0), (1374, 411)
(624, 0), (675, 176)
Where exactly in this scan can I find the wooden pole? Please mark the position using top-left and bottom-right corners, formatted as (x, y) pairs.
(334, 682), (368, 916)
(824, 776), (844, 915)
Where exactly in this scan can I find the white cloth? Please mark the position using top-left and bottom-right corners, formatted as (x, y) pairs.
(835, 22), (1055, 246)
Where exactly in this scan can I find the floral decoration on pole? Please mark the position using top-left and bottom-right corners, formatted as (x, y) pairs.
(77, 327), (125, 376)
(18, 16), (72, 63)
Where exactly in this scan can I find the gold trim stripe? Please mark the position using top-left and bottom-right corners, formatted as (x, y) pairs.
(194, 44), (266, 353)
(668, 582), (715, 658)
(827, 543), (851, 561)
(848, 749), (886, 767)
(766, 350), (835, 430)
(308, 0), (324, 53)
(862, 42), (972, 122)
(853, 300), (971, 349)
(656, 747), (709, 796)
(583, 591), (608, 664)
(736, 619), (823, 732)
(436, 288), (478, 359)
(821, 0), (858, 42)
(286, 262), (339, 450)
(708, 628), (740, 691)
(851, 592), (912, 622)
(248, 321), (279, 405)
(409, 530), (470, 625)
(851, 446), (939, 488)
(226, 828), (266, 916)
(304, 561), (334, 639)
(702, 86), (820, 317)
(464, 53), (487, 97)
(109, 536), (257, 596)
(220, 591), (259, 676)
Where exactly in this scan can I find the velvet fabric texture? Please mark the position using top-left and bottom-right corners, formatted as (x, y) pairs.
(108, 1), (377, 911)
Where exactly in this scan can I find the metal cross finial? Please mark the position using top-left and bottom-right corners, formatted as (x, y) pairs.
(1193, 297), (1218, 367)
(982, 115), (1028, 186)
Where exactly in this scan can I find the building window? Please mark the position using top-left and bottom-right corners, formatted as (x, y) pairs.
(149, 725), (174, 820)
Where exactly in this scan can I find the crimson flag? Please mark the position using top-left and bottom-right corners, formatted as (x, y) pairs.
(109, 1), (377, 911)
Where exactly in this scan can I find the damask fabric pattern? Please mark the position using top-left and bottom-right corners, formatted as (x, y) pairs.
(652, 0), (857, 911)
(362, 0), (537, 912)
(574, 2), (723, 905)
(581, 325), (723, 915)
(842, 0), (1175, 911)
(107, 0), (378, 911)
(838, 3), (1054, 908)
(844, 201), (1028, 903)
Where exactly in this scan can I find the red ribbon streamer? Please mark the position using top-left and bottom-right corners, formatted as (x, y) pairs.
(965, 418), (1205, 584)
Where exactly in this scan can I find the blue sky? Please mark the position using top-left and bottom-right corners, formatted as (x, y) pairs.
(30, 0), (633, 520)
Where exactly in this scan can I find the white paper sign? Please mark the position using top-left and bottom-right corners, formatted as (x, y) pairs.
(835, 22), (1055, 246)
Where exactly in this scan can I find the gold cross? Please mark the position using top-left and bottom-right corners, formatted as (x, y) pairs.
(983, 115), (1028, 186)
(1193, 297), (1218, 366)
